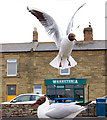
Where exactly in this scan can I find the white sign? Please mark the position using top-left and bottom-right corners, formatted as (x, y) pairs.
(53, 80), (78, 84)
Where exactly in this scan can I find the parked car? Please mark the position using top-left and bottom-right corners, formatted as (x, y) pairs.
(1, 93), (44, 104)
(104, 96), (107, 99)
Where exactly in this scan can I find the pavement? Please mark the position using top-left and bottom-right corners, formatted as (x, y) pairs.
(1, 117), (107, 120)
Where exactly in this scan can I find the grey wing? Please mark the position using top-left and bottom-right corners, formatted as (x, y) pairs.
(45, 103), (80, 119)
(66, 3), (86, 35)
(27, 7), (63, 49)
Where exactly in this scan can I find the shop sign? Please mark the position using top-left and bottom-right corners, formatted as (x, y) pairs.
(53, 79), (78, 84)
(45, 78), (86, 85)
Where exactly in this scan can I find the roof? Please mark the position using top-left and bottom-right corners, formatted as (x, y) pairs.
(74, 40), (105, 50)
(35, 40), (106, 51)
(35, 42), (58, 51)
(0, 40), (106, 53)
(0, 42), (34, 53)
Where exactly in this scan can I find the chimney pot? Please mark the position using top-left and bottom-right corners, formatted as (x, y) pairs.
(83, 26), (93, 42)
(33, 27), (38, 42)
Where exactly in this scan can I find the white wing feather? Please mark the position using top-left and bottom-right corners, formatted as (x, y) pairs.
(28, 7), (63, 49)
(45, 103), (85, 119)
(66, 3), (86, 35)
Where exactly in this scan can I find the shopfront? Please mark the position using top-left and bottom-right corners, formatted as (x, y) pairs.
(45, 78), (86, 103)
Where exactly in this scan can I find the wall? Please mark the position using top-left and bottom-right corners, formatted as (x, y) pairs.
(1, 49), (106, 102)
(105, 49), (107, 95)
(2, 103), (96, 118)
(0, 53), (2, 102)
(34, 50), (106, 101)
(2, 104), (38, 118)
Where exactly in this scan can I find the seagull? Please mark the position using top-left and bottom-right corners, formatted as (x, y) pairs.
(27, 3), (86, 69)
(31, 96), (91, 119)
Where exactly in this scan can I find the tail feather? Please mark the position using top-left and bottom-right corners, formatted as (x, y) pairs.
(66, 106), (86, 118)
(76, 101), (92, 106)
(49, 55), (77, 69)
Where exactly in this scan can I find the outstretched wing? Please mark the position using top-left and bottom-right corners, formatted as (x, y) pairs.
(27, 7), (63, 49)
(45, 103), (85, 119)
(66, 3), (86, 35)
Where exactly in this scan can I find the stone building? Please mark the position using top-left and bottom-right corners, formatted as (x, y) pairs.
(0, 26), (106, 103)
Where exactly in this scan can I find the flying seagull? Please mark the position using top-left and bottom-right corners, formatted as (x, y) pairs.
(31, 95), (91, 119)
(27, 3), (86, 69)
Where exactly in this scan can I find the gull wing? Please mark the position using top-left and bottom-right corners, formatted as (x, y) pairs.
(66, 3), (86, 35)
(45, 103), (84, 119)
(27, 7), (63, 49)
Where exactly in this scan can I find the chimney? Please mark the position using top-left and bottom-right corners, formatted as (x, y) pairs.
(83, 24), (93, 42)
(33, 27), (38, 42)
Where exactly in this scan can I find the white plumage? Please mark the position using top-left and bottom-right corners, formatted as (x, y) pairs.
(50, 37), (77, 69)
(31, 96), (91, 119)
(27, 3), (86, 69)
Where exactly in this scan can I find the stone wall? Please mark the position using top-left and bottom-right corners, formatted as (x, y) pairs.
(2, 104), (38, 118)
(77, 104), (96, 117)
(105, 49), (107, 95)
(0, 104), (2, 119)
(1, 104), (96, 118)
(0, 53), (2, 103)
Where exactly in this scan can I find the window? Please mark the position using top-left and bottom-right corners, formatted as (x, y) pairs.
(46, 84), (84, 102)
(10, 95), (40, 103)
(30, 95), (40, 101)
(33, 85), (42, 94)
(13, 95), (31, 102)
(74, 89), (84, 103)
(60, 68), (70, 75)
(8, 85), (16, 95)
(7, 59), (17, 76)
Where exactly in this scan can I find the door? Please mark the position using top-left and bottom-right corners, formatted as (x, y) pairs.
(7, 85), (16, 101)
(74, 89), (84, 103)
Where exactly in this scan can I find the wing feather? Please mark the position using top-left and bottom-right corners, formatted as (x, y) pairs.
(66, 3), (86, 35)
(28, 7), (63, 49)
(45, 103), (83, 119)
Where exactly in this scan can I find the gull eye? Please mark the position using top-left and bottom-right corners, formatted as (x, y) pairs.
(70, 35), (74, 38)
(38, 99), (42, 101)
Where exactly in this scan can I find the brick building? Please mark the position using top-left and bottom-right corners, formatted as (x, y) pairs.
(0, 26), (106, 103)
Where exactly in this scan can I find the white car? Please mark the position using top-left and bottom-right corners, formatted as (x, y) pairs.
(1, 93), (44, 104)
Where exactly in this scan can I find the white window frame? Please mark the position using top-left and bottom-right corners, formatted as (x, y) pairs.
(60, 68), (70, 75)
(7, 59), (17, 76)
(33, 85), (42, 94)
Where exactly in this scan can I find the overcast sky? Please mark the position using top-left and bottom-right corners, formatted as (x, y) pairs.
(0, 0), (106, 43)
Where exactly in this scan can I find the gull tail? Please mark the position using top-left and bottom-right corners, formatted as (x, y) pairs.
(49, 55), (77, 69)
(76, 101), (92, 106)
(67, 107), (86, 118)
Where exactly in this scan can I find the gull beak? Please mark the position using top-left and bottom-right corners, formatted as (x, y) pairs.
(74, 39), (77, 42)
(31, 102), (37, 107)
(31, 97), (39, 107)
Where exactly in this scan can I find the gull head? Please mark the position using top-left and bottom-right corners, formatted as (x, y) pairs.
(31, 96), (46, 107)
(68, 33), (77, 41)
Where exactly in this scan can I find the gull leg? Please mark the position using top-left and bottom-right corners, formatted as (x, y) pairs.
(59, 57), (62, 67)
(67, 57), (71, 66)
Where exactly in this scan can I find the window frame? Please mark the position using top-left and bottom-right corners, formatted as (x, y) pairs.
(60, 68), (70, 75)
(7, 59), (17, 76)
(33, 85), (42, 94)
